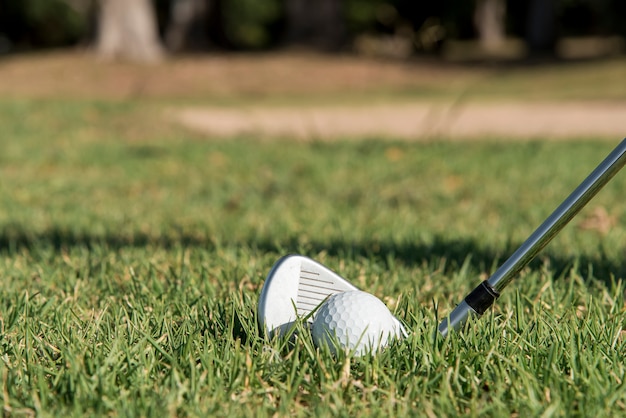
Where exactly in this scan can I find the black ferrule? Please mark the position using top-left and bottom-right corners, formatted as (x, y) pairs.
(464, 280), (500, 315)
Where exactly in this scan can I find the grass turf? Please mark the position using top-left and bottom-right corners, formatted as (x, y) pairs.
(1, 99), (626, 417)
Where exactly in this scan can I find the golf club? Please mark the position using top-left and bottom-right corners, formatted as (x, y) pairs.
(258, 254), (405, 337)
(439, 137), (626, 337)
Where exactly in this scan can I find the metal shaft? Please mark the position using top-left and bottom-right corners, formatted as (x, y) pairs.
(439, 138), (626, 337)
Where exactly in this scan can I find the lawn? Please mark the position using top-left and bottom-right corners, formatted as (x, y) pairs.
(1, 54), (626, 417)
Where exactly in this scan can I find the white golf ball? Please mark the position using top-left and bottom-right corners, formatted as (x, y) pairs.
(311, 290), (401, 356)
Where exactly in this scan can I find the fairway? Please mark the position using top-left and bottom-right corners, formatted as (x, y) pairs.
(2, 54), (626, 416)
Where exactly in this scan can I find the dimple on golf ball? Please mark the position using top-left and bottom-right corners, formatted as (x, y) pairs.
(311, 290), (401, 355)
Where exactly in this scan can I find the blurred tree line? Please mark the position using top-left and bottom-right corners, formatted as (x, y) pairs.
(0, 0), (625, 60)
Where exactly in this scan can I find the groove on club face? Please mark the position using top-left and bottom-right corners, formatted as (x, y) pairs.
(296, 258), (357, 317)
(439, 137), (626, 338)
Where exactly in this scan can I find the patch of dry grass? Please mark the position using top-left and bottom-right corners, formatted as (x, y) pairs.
(1, 50), (625, 104)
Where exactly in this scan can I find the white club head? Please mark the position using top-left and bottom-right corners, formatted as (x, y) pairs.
(258, 254), (407, 338)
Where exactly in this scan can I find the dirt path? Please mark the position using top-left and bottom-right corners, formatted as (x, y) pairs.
(173, 101), (626, 141)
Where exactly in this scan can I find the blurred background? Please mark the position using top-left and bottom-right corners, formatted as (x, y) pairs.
(1, 0), (625, 61)
(2, 0), (625, 141)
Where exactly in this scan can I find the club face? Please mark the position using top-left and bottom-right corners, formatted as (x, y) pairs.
(258, 255), (358, 337)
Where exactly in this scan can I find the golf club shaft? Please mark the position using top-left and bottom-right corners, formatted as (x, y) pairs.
(439, 138), (626, 337)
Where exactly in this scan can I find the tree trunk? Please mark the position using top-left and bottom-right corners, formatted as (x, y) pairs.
(474, 0), (506, 51)
(526, 0), (557, 55)
(96, 0), (164, 62)
(165, 0), (211, 52)
(285, 0), (345, 50)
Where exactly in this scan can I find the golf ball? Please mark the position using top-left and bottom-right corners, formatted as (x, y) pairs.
(311, 290), (401, 355)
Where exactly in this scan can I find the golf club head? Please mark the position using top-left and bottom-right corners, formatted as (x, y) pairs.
(258, 254), (407, 338)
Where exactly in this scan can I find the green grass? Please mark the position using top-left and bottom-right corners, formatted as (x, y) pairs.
(2, 99), (626, 417)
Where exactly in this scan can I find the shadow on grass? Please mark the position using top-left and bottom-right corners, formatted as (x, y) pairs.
(1, 225), (624, 288)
